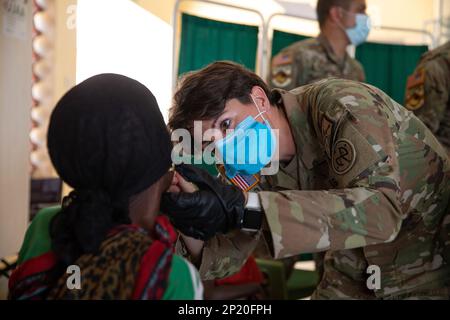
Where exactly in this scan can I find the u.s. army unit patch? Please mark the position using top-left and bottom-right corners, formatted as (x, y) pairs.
(271, 52), (293, 88)
(332, 139), (356, 175)
(271, 65), (292, 88)
(405, 67), (426, 111)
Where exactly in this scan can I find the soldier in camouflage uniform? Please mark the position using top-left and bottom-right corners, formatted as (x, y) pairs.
(270, 0), (367, 91)
(270, 35), (366, 89)
(405, 41), (450, 153)
(271, 0), (370, 278)
(164, 61), (450, 299)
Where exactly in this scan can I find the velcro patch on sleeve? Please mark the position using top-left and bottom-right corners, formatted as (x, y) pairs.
(405, 67), (426, 111)
(330, 123), (382, 187)
(271, 52), (294, 88)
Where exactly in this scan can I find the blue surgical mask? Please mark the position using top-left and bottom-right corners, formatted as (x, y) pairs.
(345, 13), (371, 46)
(215, 96), (277, 178)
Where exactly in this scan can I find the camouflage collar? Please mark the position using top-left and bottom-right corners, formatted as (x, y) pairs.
(317, 34), (348, 69)
(274, 89), (325, 189)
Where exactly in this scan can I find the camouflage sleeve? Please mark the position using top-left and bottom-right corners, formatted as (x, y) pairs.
(269, 48), (302, 91)
(176, 229), (265, 280)
(260, 80), (404, 259)
(415, 58), (449, 133)
(259, 185), (402, 259)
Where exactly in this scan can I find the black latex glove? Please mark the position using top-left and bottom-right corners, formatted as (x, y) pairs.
(161, 164), (246, 241)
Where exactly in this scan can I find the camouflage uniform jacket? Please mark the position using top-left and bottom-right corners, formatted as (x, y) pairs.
(177, 78), (450, 299)
(269, 34), (365, 91)
(405, 41), (450, 151)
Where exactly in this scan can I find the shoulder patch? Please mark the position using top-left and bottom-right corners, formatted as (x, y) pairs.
(272, 51), (293, 67)
(405, 67), (426, 111)
(216, 164), (260, 192)
(271, 65), (292, 88)
(332, 139), (356, 175)
(271, 52), (293, 88)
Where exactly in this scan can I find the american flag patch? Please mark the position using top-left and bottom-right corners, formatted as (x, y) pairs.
(216, 165), (260, 192)
(272, 52), (293, 67)
(229, 174), (260, 192)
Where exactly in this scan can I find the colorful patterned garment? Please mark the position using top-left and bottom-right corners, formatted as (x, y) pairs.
(9, 207), (203, 300)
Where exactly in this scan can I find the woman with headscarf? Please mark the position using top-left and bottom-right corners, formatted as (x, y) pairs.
(8, 74), (203, 300)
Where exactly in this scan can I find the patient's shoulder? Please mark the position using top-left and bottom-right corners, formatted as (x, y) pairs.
(163, 255), (204, 300)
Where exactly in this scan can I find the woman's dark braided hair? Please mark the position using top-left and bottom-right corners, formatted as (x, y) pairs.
(47, 74), (172, 267)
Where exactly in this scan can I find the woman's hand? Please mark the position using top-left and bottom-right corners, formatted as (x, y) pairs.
(167, 172), (198, 193)
(165, 169), (204, 265)
(161, 164), (246, 241)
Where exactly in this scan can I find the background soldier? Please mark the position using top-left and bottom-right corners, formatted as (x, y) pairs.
(269, 0), (368, 90)
(405, 41), (450, 154)
(270, 0), (370, 278)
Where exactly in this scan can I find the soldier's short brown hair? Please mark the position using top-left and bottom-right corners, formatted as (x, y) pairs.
(316, 0), (353, 27)
(168, 61), (278, 131)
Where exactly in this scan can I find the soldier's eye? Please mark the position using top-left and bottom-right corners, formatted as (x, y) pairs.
(220, 119), (232, 132)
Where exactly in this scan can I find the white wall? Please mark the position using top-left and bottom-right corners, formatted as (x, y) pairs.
(439, 0), (450, 44)
(0, 0), (33, 299)
(76, 0), (173, 120)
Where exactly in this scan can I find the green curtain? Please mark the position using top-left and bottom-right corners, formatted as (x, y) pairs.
(271, 30), (428, 104)
(178, 14), (259, 76)
(355, 42), (428, 103)
(272, 30), (309, 57)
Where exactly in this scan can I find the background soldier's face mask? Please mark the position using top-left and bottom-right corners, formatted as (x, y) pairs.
(215, 96), (277, 178)
(339, 9), (371, 46)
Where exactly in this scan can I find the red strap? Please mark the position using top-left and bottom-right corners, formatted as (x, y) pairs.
(132, 216), (176, 300)
(9, 252), (56, 290)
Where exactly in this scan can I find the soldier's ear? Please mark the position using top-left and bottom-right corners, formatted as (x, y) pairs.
(250, 86), (270, 112)
(328, 6), (344, 25)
